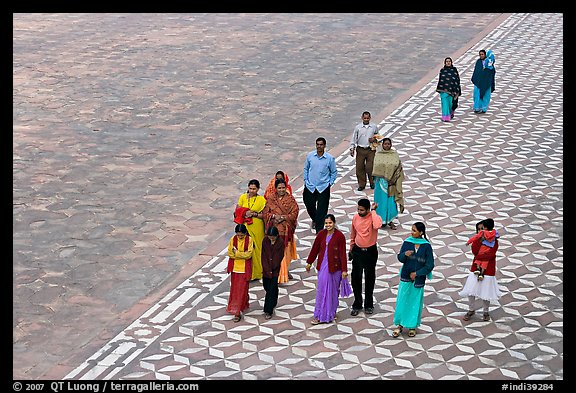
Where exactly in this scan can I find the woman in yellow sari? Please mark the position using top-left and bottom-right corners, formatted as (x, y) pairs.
(372, 137), (405, 229)
(236, 179), (266, 280)
(262, 178), (299, 283)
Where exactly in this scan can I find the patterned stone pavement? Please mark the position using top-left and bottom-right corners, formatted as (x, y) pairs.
(14, 13), (513, 380)
(52, 13), (562, 381)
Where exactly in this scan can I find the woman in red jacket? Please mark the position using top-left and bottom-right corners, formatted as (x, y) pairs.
(459, 219), (502, 322)
(306, 214), (348, 325)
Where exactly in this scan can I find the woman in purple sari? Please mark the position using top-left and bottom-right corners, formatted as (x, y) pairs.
(305, 214), (349, 325)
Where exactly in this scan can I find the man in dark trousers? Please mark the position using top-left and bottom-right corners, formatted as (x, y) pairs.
(303, 137), (338, 233)
(349, 198), (382, 316)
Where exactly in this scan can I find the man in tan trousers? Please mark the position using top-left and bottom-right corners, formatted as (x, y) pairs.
(349, 111), (379, 191)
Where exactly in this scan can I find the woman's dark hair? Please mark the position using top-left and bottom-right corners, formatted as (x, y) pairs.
(274, 178), (286, 188)
(414, 221), (429, 242)
(266, 226), (279, 236)
(275, 171), (285, 179)
(248, 179), (260, 189)
(324, 213), (336, 223)
(235, 224), (248, 234)
(382, 137), (392, 145)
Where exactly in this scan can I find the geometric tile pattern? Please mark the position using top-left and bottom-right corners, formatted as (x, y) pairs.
(64, 13), (563, 380)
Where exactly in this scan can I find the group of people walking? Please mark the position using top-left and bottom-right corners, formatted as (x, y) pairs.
(223, 48), (501, 334)
(227, 171), (299, 322)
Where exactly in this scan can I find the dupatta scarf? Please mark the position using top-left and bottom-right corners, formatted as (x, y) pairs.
(401, 237), (433, 284)
(436, 66), (461, 97)
(227, 234), (253, 281)
(262, 190), (299, 240)
(263, 173), (293, 199)
(471, 50), (496, 99)
(372, 149), (405, 213)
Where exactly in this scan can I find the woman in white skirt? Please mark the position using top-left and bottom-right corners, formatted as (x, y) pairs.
(459, 219), (502, 321)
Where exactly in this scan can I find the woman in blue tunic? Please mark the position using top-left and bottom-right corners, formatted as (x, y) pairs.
(392, 222), (434, 338)
(471, 49), (496, 113)
(435, 57), (461, 122)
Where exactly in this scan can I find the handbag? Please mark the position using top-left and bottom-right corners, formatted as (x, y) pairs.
(339, 277), (353, 298)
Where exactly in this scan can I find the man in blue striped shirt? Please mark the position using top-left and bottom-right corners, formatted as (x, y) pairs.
(303, 137), (338, 233)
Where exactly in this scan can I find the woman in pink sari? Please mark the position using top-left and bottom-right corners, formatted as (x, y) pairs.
(262, 178), (299, 283)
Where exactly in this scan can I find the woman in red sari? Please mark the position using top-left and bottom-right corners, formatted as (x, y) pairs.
(264, 170), (293, 200)
(262, 178), (299, 283)
(226, 224), (254, 322)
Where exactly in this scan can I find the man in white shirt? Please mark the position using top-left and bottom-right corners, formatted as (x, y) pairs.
(349, 111), (378, 191)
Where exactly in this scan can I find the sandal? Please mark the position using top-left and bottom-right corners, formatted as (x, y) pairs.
(483, 312), (490, 321)
(388, 222), (397, 230)
(392, 326), (403, 337)
(233, 314), (241, 322)
(463, 310), (475, 321)
(408, 329), (417, 337)
(311, 318), (320, 325)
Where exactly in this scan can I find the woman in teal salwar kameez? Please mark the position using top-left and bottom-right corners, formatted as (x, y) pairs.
(372, 138), (405, 230)
(435, 57), (461, 122)
(471, 49), (496, 113)
(392, 222), (434, 338)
